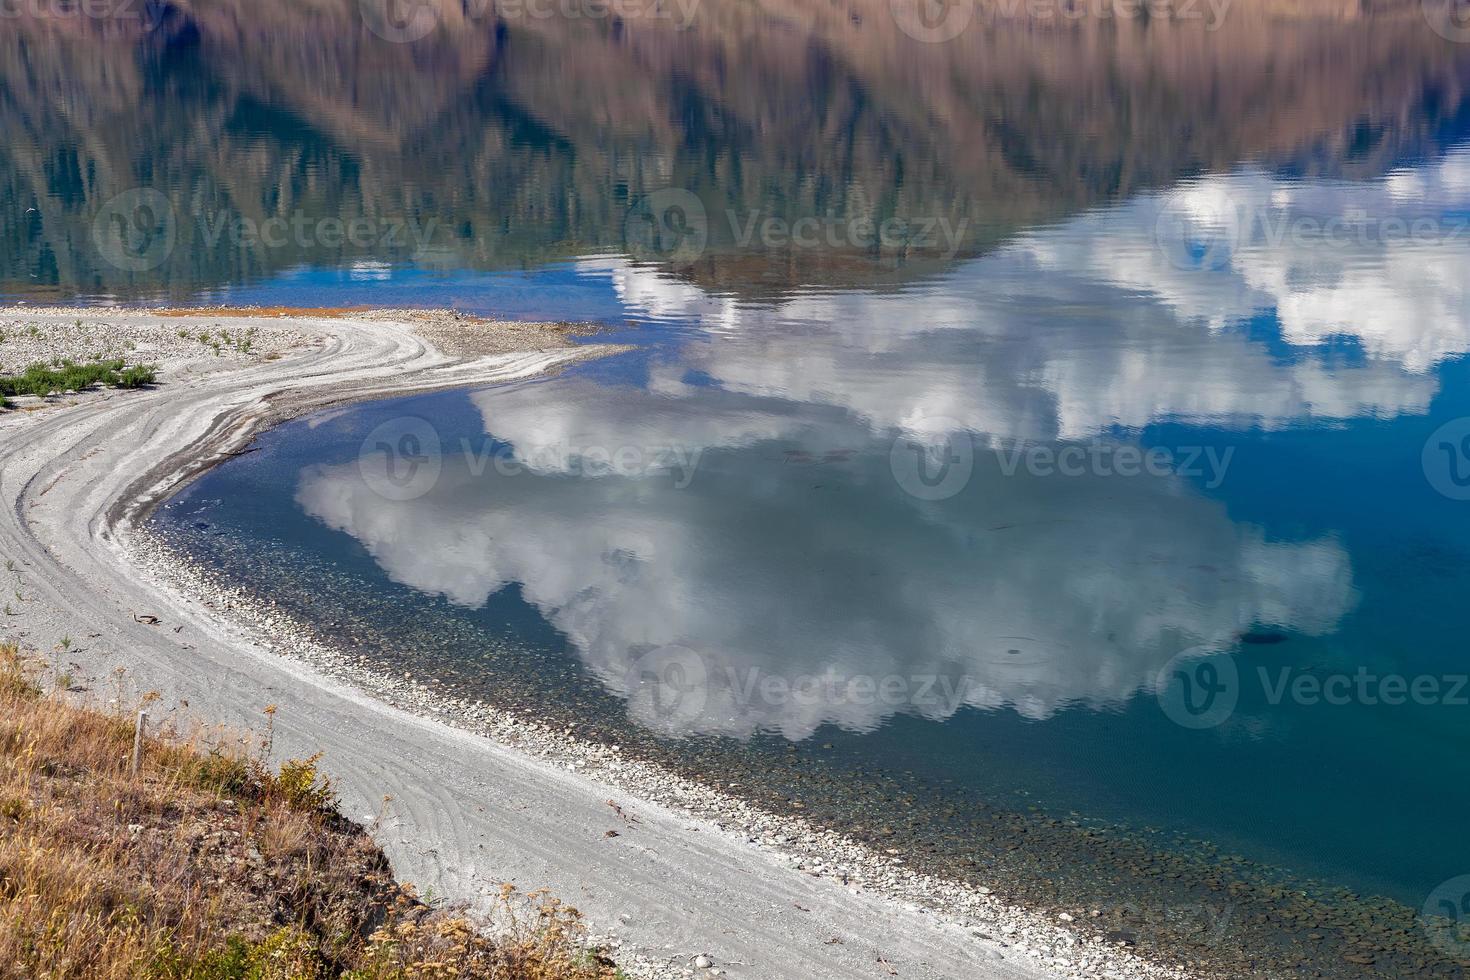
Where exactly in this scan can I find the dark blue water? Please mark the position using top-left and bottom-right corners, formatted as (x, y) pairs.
(12, 8), (1470, 973)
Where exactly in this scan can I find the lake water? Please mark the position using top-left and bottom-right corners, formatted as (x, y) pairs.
(10, 6), (1470, 975)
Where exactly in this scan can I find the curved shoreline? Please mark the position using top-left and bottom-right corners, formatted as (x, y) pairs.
(0, 306), (1185, 980)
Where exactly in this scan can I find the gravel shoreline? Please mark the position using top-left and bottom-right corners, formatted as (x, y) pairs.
(126, 529), (1195, 980)
(0, 306), (596, 396)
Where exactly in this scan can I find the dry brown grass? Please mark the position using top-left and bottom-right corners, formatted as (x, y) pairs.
(0, 642), (618, 980)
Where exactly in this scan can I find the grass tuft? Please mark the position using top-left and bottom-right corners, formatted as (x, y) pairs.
(0, 360), (158, 403)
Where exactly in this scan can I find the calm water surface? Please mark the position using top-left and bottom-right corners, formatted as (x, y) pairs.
(10, 7), (1470, 974)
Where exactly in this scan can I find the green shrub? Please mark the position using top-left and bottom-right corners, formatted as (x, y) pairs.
(116, 365), (158, 388)
(0, 359), (157, 399)
(276, 753), (336, 812)
(149, 929), (326, 980)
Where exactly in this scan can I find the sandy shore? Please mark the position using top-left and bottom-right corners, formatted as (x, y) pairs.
(0, 307), (1189, 980)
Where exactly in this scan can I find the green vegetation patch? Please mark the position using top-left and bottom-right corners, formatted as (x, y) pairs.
(0, 359), (158, 407)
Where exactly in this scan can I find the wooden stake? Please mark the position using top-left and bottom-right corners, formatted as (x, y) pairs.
(130, 710), (147, 775)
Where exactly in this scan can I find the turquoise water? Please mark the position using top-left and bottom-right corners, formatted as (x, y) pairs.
(10, 9), (1470, 974)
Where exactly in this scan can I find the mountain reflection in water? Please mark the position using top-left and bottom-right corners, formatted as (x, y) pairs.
(4, 3), (1470, 300)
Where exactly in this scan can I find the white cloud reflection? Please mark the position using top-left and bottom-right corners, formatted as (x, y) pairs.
(297, 415), (1355, 740)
